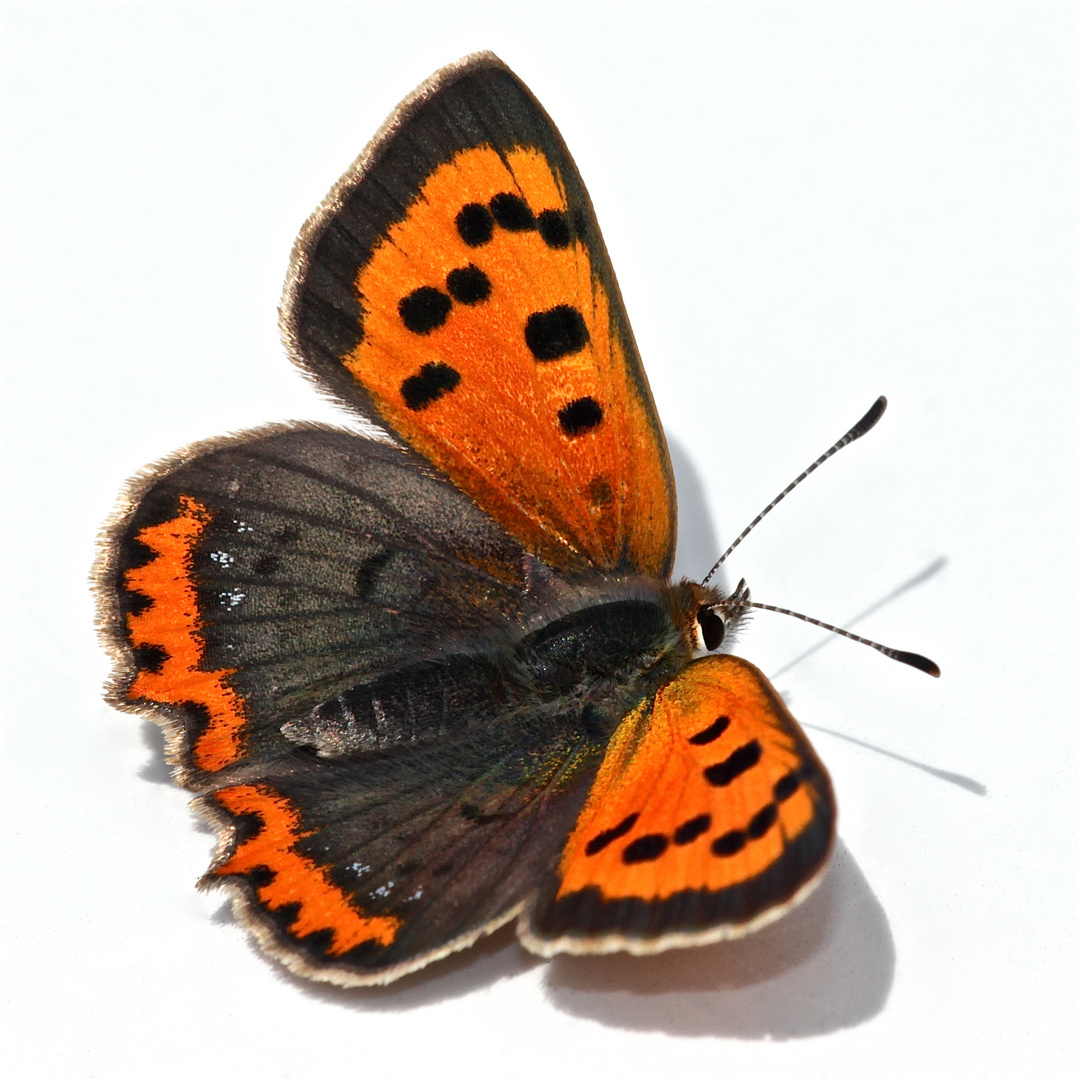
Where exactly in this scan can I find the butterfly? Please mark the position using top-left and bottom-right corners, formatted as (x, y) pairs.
(100, 52), (933, 987)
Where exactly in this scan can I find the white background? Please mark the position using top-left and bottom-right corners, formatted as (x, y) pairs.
(2, 3), (1076, 1078)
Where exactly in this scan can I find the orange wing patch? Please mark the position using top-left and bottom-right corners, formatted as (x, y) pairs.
(342, 145), (673, 575)
(124, 495), (247, 772)
(533, 654), (834, 947)
(212, 784), (401, 955)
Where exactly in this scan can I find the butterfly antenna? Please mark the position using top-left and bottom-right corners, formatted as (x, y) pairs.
(701, 396), (887, 587)
(745, 599), (940, 676)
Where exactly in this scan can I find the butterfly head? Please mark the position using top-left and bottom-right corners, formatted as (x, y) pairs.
(667, 577), (753, 656)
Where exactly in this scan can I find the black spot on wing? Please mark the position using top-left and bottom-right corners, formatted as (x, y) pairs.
(558, 397), (603, 437)
(673, 814), (712, 846)
(773, 771), (801, 802)
(711, 830), (746, 857)
(688, 714), (730, 746)
(622, 834), (669, 864)
(525, 306), (589, 361)
(585, 812), (639, 856)
(446, 264), (491, 304)
(399, 286), (452, 334)
(704, 740), (763, 787)
(131, 643), (167, 674)
(490, 192), (534, 230)
(400, 362), (461, 410)
(746, 802), (778, 839)
(537, 209), (572, 248)
(456, 203), (494, 246)
(245, 865), (276, 890)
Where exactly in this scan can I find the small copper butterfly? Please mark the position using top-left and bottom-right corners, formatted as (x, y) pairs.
(99, 53), (937, 986)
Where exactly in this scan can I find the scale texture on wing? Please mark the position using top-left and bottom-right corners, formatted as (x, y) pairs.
(112, 427), (543, 786)
(283, 52), (675, 576)
(525, 655), (835, 951)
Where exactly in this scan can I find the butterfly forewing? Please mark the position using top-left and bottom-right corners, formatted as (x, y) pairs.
(282, 52), (675, 577)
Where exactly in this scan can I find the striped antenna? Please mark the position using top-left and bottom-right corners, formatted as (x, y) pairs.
(746, 600), (940, 677)
(702, 396), (887, 587)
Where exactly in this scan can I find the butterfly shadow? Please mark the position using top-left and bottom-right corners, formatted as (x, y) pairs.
(668, 437), (724, 587)
(542, 838), (892, 1038)
(138, 720), (174, 785)
(259, 837), (891, 1033)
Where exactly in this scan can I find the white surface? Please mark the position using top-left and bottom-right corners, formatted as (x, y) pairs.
(2, 4), (1076, 1078)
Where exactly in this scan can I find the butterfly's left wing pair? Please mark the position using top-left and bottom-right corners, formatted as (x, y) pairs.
(102, 52), (834, 985)
(106, 426), (610, 983)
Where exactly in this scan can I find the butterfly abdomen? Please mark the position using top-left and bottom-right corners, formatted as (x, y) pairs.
(280, 653), (512, 757)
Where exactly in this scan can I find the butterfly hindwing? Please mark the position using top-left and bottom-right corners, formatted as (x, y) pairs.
(282, 52), (675, 576)
(202, 702), (603, 986)
(524, 655), (836, 953)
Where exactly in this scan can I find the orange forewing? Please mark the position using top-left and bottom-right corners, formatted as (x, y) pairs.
(551, 655), (834, 922)
(342, 145), (673, 575)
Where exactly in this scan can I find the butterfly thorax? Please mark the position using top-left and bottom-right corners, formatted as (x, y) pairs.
(512, 594), (681, 739)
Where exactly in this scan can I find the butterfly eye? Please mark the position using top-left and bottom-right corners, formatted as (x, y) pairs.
(696, 607), (726, 652)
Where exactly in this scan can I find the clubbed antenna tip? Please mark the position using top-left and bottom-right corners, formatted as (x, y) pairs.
(894, 651), (941, 678)
(702, 396), (888, 586)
